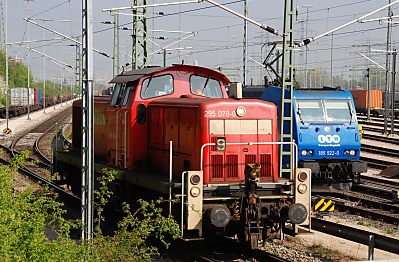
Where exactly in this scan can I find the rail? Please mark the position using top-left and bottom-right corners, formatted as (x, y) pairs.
(0, 144), (79, 203)
(311, 217), (399, 254)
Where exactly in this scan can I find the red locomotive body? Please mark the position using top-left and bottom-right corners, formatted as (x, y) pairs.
(148, 98), (279, 184)
(72, 65), (230, 171)
(55, 65), (310, 247)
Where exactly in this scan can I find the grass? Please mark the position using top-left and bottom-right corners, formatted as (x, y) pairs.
(309, 244), (333, 257)
(357, 220), (368, 226)
(386, 227), (398, 235)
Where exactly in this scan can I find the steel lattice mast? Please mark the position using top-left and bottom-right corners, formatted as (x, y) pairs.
(113, 12), (120, 77)
(279, 0), (295, 182)
(132, 0), (148, 69)
(384, 0), (393, 134)
(81, 0), (94, 241)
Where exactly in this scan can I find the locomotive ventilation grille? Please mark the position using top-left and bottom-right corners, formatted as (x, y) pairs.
(210, 153), (272, 180)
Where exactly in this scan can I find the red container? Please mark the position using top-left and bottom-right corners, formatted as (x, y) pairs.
(350, 90), (383, 111)
(34, 88), (39, 105)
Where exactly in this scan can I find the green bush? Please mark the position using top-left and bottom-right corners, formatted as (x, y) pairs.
(0, 159), (180, 261)
(92, 168), (181, 261)
(0, 159), (85, 261)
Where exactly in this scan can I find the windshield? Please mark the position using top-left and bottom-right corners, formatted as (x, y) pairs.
(324, 100), (352, 123)
(141, 74), (174, 99)
(190, 75), (223, 98)
(296, 100), (325, 123)
(296, 99), (353, 124)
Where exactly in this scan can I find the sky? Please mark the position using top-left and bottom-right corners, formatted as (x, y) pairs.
(4, 0), (399, 86)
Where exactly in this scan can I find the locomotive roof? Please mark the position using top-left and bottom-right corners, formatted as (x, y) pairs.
(149, 97), (276, 109)
(109, 64), (230, 84)
(294, 88), (352, 100)
(261, 85), (353, 100)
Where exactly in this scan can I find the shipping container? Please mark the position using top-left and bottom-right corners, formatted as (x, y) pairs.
(350, 90), (383, 115)
(11, 88), (35, 106)
(34, 88), (38, 105)
(34, 88), (42, 105)
(38, 88), (41, 105)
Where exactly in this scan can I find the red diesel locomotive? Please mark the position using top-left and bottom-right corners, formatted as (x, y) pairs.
(53, 64), (310, 247)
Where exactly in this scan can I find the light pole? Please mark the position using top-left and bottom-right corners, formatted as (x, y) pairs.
(53, 81), (56, 109)
(5, 0), (10, 132)
(390, 49), (396, 135)
(24, 0), (34, 120)
(60, 70), (64, 106)
(302, 5), (314, 88)
(43, 31), (46, 113)
(366, 68), (371, 121)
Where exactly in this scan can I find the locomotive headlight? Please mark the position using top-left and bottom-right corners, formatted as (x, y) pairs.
(236, 106), (246, 117)
(297, 183), (307, 194)
(298, 171), (308, 182)
(324, 126), (332, 132)
(190, 174), (201, 185)
(190, 186), (201, 197)
(350, 150), (356, 156)
(301, 150), (313, 156)
(344, 150), (349, 155)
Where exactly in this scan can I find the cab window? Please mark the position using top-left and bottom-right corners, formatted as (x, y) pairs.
(190, 75), (223, 98)
(325, 100), (353, 123)
(122, 82), (135, 106)
(140, 74), (174, 99)
(296, 100), (325, 123)
(110, 83), (127, 106)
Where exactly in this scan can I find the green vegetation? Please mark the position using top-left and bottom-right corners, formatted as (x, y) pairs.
(0, 50), (79, 107)
(357, 220), (368, 226)
(309, 244), (333, 257)
(386, 227), (397, 235)
(0, 50), (32, 89)
(0, 156), (180, 261)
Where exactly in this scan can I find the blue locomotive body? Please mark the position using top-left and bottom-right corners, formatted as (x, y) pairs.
(260, 86), (367, 183)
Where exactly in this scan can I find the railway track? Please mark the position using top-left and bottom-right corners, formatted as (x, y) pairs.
(164, 237), (294, 262)
(316, 191), (399, 225)
(311, 217), (399, 255)
(362, 133), (399, 144)
(360, 152), (398, 170)
(358, 115), (399, 124)
(357, 127), (399, 171)
(0, 106), (79, 204)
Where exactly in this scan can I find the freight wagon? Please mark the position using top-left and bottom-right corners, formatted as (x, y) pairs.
(350, 89), (399, 118)
(0, 87), (74, 119)
(350, 90), (384, 116)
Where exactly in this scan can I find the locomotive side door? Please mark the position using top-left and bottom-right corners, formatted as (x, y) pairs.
(107, 82), (133, 169)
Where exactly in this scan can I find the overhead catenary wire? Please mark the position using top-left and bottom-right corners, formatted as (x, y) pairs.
(9, 0), (399, 86)
(299, 0), (399, 46)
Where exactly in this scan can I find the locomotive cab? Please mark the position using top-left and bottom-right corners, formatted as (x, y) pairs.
(105, 66), (229, 172)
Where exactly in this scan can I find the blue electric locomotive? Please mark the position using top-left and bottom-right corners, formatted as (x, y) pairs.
(260, 86), (367, 185)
